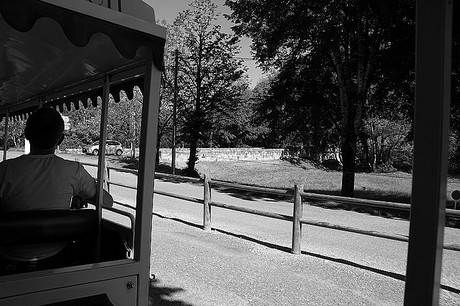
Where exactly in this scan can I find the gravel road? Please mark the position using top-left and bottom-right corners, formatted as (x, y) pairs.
(149, 213), (459, 306)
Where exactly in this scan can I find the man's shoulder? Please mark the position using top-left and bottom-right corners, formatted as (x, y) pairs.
(0, 154), (85, 171)
(0, 155), (26, 166)
(51, 155), (83, 168)
(0, 155), (30, 176)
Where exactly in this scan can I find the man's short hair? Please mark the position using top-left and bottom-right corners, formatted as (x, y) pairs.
(25, 108), (64, 149)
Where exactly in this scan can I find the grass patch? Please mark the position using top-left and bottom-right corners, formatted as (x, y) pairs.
(195, 159), (414, 201)
(196, 159), (460, 227)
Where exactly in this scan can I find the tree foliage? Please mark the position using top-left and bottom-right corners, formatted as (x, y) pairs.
(60, 90), (142, 152)
(167, 0), (249, 174)
(226, 0), (416, 196)
(362, 117), (412, 172)
(0, 119), (25, 148)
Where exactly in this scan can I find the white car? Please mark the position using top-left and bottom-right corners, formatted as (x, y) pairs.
(83, 140), (124, 156)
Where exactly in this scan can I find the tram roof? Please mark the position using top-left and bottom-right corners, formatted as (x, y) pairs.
(0, 0), (166, 121)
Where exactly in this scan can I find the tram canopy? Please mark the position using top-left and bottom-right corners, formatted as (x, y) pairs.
(0, 0), (166, 121)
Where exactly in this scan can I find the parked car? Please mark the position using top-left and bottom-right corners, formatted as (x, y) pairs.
(82, 140), (124, 156)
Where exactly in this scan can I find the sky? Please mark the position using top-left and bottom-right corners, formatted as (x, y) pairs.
(144, 0), (265, 87)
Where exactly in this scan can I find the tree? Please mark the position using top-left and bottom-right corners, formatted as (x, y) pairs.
(61, 103), (100, 149)
(156, 20), (181, 151)
(0, 119), (25, 148)
(226, 0), (415, 196)
(243, 75), (274, 147)
(363, 116), (411, 172)
(168, 0), (248, 175)
(60, 90), (143, 153)
(108, 89), (143, 157)
(250, 60), (340, 153)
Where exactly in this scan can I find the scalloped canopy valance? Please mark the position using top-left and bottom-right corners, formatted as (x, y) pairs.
(0, 0), (166, 121)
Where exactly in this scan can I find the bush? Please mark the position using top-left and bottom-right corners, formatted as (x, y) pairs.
(322, 159), (342, 171)
(390, 143), (413, 172)
(375, 162), (397, 173)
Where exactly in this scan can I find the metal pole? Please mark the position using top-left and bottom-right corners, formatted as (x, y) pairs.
(452, 190), (460, 210)
(135, 49), (162, 306)
(97, 74), (110, 206)
(404, 0), (452, 305)
(172, 49), (179, 174)
(95, 74), (110, 260)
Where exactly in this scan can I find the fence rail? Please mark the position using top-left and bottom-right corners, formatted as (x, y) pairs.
(80, 161), (460, 254)
(209, 179), (291, 197)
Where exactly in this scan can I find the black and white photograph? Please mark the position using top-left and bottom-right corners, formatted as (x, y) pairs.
(0, 1), (458, 305)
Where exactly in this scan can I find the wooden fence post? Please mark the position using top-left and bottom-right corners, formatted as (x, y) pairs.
(292, 184), (304, 254)
(203, 175), (211, 231)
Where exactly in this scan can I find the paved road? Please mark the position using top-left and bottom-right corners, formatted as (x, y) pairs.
(3, 151), (460, 305)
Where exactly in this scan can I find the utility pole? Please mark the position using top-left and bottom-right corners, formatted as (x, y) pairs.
(172, 49), (179, 174)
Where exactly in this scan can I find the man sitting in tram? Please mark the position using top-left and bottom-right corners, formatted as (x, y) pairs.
(0, 107), (113, 270)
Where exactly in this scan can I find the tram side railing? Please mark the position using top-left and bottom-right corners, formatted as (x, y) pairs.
(80, 161), (460, 254)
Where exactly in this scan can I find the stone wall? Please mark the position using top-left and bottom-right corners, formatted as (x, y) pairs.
(159, 148), (283, 164)
(64, 147), (284, 165)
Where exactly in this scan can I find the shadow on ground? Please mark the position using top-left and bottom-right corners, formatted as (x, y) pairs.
(148, 278), (194, 306)
(123, 160), (459, 227)
(152, 212), (460, 295)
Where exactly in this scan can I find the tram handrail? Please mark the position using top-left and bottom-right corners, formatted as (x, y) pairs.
(103, 205), (135, 230)
(79, 160), (460, 254)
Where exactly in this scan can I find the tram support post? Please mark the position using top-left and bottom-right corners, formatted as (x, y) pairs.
(95, 74), (111, 260)
(136, 49), (162, 306)
(404, 0), (452, 305)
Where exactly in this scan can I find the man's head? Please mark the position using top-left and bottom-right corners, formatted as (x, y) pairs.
(25, 108), (64, 150)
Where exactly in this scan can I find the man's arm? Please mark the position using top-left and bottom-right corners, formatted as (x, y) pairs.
(86, 189), (114, 208)
(76, 164), (114, 208)
(71, 189), (113, 209)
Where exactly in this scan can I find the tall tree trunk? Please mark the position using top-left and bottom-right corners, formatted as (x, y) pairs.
(209, 130), (213, 148)
(187, 111), (201, 175)
(358, 129), (371, 172)
(341, 124), (356, 197)
(330, 50), (358, 198)
(187, 133), (198, 173)
(187, 35), (204, 175)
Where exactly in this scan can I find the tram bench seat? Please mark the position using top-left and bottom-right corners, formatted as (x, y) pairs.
(0, 208), (130, 271)
(0, 209), (99, 274)
(0, 209), (98, 246)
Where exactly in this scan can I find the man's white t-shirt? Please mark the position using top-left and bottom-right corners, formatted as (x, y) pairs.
(0, 154), (97, 261)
